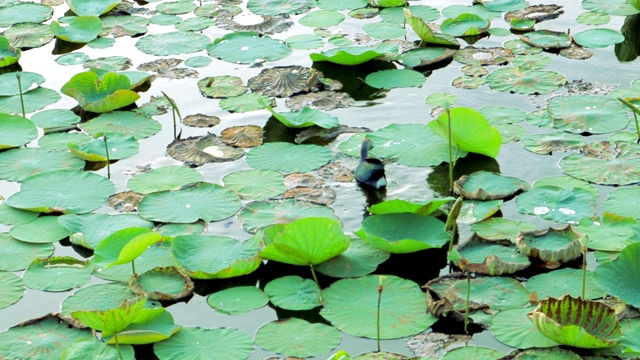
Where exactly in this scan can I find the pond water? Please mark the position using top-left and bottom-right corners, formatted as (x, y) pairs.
(1, 0), (640, 358)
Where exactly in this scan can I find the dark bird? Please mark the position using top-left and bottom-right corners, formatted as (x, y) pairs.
(355, 138), (386, 189)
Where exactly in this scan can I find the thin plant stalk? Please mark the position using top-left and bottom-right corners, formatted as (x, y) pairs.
(376, 276), (386, 353)
(581, 244), (587, 299)
(16, 72), (25, 118)
(131, 260), (136, 277)
(310, 264), (323, 304)
(161, 91), (182, 140)
(114, 332), (124, 360)
(447, 108), (454, 194)
(618, 98), (640, 143)
(103, 135), (111, 179)
(464, 270), (471, 333)
(446, 197), (463, 252)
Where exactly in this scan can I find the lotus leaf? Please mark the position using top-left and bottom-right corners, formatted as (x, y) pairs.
(521, 30), (572, 49)
(300, 10), (345, 27)
(23, 256), (92, 291)
(454, 171), (529, 200)
(404, 8), (459, 47)
(10, 216), (69, 244)
(0, 72), (44, 96)
(603, 187), (640, 218)
(458, 200), (503, 225)
(128, 166), (203, 195)
(522, 131), (586, 155)
(247, 0), (315, 15)
(316, 237), (389, 278)
(429, 107), (502, 158)
(515, 225), (584, 265)
(454, 47), (515, 66)
(398, 47), (456, 68)
(129, 266), (194, 301)
(442, 4), (501, 20)
(166, 134), (245, 166)
(60, 282), (137, 316)
(198, 76), (247, 98)
(318, 0), (368, 10)
(475, 0), (527, 12)
(238, 199), (338, 233)
(365, 69), (425, 89)
(69, 134), (139, 161)
(529, 295), (621, 348)
(72, 295), (147, 334)
(207, 32), (291, 64)
(101, 308), (181, 345)
(100, 15), (149, 38)
(310, 42), (398, 65)
(533, 175), (598, 197)
(576, 11), (610, 25)
(453, 241), (530, 275)
(548, 95), (629, 134)
(156, 1), (196, 15)
(81, 111), (161, 140)
(61, 338), (134, 360)
(515, 185), (596, 223)
(479, 105), (527, 125)
(106, 231), (162, 269)
(486, 67), (566, 94)
(526, 268), (606, 300)
(0, 233), (53, 271)
(355, 213), (448, 253)
(256, 318), (341, 357)
(0, 314), (93, 359)
(491, 307), (561, 349)
(576, 212), (636, 251)
(0, 113), (37, 149)
(207, 286), (268, 315)
(593, 242), (640, 309)
(582, 0), (639, 16)
(58, 213), (153, 250)
(286, 33), (324, 49)
(559, 141), (640, 185)
(138, 182), (241, 223)
(65, 0), (120, 16)
(30, 108), (79, 129)
(247, 142), (331, 173)
(369, 198), (454, 216)
(0, 147), (85, 183)
(136, 31), (210, 56)
(0, 36), (20, 67)
(0, 271), (23, 309)
(441, 13), (490, 37)
(222, 169), (285, 200)
(265, 105), (339, 129)
(573, 28), (624, 49)
(264, 275), (321, 310)
(171, 234), (261, 279)
(0, 86), (61, 114)
(154, 327), (254, 360)
(441, 347), (504, 360)
(50, 16), (102, 44)
(0, 3), (53, 27)
(471, 217), (537, 243)
(61, 71), (140, 113)
(321, 275), (436, 339)
(261, 217), (349, 266)
(149, 14), (181, 26)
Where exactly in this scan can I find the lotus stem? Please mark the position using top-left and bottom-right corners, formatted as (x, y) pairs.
(131, 260), (136, 277)
(16, 72), (25, 118)
(581, 243), (587, 299)
(446, 197), (463, 252)
(114, 332), (123, 360)
(162, 91), (182, 140)
(103, 135), (111, 179)
(446, 108), (454, 195)
(464, 270), (470, 334)
(377, 276), (386, 352)
(617, 98), (640, 143)
(309, 264), (323, 303)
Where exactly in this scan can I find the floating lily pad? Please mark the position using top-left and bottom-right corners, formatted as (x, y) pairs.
(0, 36), (20, 67)
(0, 87), (61, 114)
(50, 16), (102, 43)
(522, 131), (586, 155)
(266, 106), (339, 129)
(603, 188), (640, 219)
(300, 9), (345, 27)
(286, 33), (324, 49)
(69, 134), (139, 162)
(442, 4), (501, 20)
(256, 318), (341, 358)
(576, 11), (610, 25)
(559, 142), (640, 185)
(238, 199), (338, 233)
(516, 225), (584, 265)
(316, 237), (390, 278)
(222, 169), (285, 200)
(454, 171), (529, 200)
(65, 0), (119, 16)
(138, 182), (241, 223)
(529, 295), (621, 348)
(80, 111), (161, 140)
(127, 166), (202, 195)
(471, 217), (537, 243)
(0, 114), (36, 149)
(129, 266), (194, 301)
(10, 215), (69, 244)
(453, 240), (530, 275)
(593, 242), (640, 309)
(247, 142), (331, 173)
(247, 0), (315, 15)
(58, 213), (153, 250)
(171, 234), (261, 279)
(548, 95), (629, 134)
(7, 170), (114, 214)
(207, 286), (268, 315)
(100, 15), (148, 37)
(0, 233), (53, 271)
(397, 47), (456, 68)
(310, 43), (398, 65)
(0, 147), (84, 182)
(454, 46), (515, 66)
(516, 185), (596, 223)
(576, 212), (636, 251)
(30, 109), (79, 129)
(479, 106), (527, 125)
(0, 2), (53, 27)
(154, 327), (254, 360)
(23, 256), (92, 291)
(486, 67), (566, 94)
(156, 0), (196, 14)
(136, 31), (210, 56)
(61, 338), (134, 360)
(207, 32), (291, 64)
(458, 200), (503, 225)
(365, 69), (425, 89)
(355, 213), (448, 253)
(521, 30), (572, 49)
(476, 0), (527, 12)
(495, 124), (526, 143)
(526, 267), (606, 300)
(582, 0), (639, 16)
(0, 314), (93, 359)
(219, 93), (272, 113)
(248, 65), (322, 98)
(441, 13), (490, 37)
(0, 271), (23, 309)
(61, 71), (140, 113)
(321, 275), (436, 339)
(573, 28), (624, 49)
(166, 134), (245, 166)
(220, 125), (263, 147)
(491, 306), (560, 349)
(264, 275), (321, 310)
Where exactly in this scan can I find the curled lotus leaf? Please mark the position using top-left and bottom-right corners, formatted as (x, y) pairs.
(515, 225), (584, 266)
(548, 95), (629, 134)
(285, 90), (355, 111)
(61, 71), (140, 113)
(129, 266), (194, 301)
(137, 58), (197, 79)
(216, 14), (293, 34)
(453, 235), (530, 275)
(107, 191), (144, 213)
(454, 46), (515, 66)
(504, 5), (564, 23)
(0, 36), (20, 67)
(397, 47), (456, 68)
(247, 65), (323, 98)
(441, 13), (490, 37)
(486, 67), (566, 95)
(220, 125), (264, 147)
(453, 171), (529, 200)
(520, 30), (572, 49)
(528, 295), (621, 348)
(183, 113), (220, 128)
(197, 76), (247, 99)
(166, 133), (245, 166)
(559, 141), (640, 185)
(560, 46), (593, 60)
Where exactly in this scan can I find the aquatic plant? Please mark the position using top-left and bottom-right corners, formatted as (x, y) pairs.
(61, 70), (141, 113)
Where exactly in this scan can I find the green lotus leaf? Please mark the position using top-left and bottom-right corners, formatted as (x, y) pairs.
(594, 242), (640, 309)
(50, 16), (102, 44)
(573, 28), (624, 48)
(454, 171), (529, 200)
(491, 307), (561, 349)
(576, 11), (610, 25)
(582, 0), (639, 16)
(246, 142), (331, 173)
(479, 105), (527, 125)
(61, 338), (134, 360)
(72, 294), (146, 333)
(442, 4), (501, 20)
(100, 15), (148, 37)
(458, 199), (503, 225)
(0, 87), (61, 114)
(265, 105), (339, 129)
(454, 240), (530, 275)
(64, 0), (120, 16)
(603, 187), (640, 218)
(0, 113), (37, 149)
(318, 0), (367, 10)
(256, 318), (340, 358)
(441, 13), (489, 37)
(529, 295), (621, 348)
(0, 3), (53, 27)
(521, 30), (572, 49)
(0, 36), (20, 67)
(69, 134), (139, 161)
(471, 217), (536, 243)
(60, 282), (137, 316)
(559, 142), (640, 185)
(154, 327), (253, 360)
(576, 212), (636, 251)
(380, 5), (439, 24)
(486, 67), (566, 94)
(320, 275), (436, 339)
(101, 308), (181, 345)
(138, 182), (241, 223)
(171, 234), (261, 279)
(522, 131), (586, 155)
(526, 268), (606, 300)
(516, 185), (596, 223)
(264, 275), (321, 310)
(548, 95), (629, 134)
(238, 199), (338, 233)
(23, 256), (93, 291)
(156, 0), (196, 15)
(80, 111), (161, 140)
(397, 47), (456, 68)
(0, 314), (93, 359)
(129, 266), (194, 301)
(58, 213), (153, 250)
(475, 0), (527, 12)
(136, 31), (210, 56)
(441, 347), (504, 360)
(300, 10), (345, 27)
(0, 72), (44, 96)
(106, 231), (162, 269)
(515, 225), (584, 265)
(355, 213), (448, 253)
(128, 166), (203, 195)
(429, 107), (502, 158)
(0, 271), (23, 309)
(404, 8), (459, 47)
(10, 215), (69, 244)
(369, 198), (454, 216)
(364, 69), (425, 89)
(6, 170), (114, 214)
(315, 237), (390, 278)
(260, 217), (349, 266)
(286, 33), (324, 50)
(309, 42), (398, 65)
(207, 32), (291, 64)
(0, 233), (53, 271)
(61, 71), (140, 113)
(207, 286), (268, 315)
(362, 21), (406, 40)
(221, 169), (285, 200)
(197, 75), (247, 98)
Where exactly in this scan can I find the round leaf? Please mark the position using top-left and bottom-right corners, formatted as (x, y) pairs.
(247, 142), (331, 173)
(207, 286), (268, 315)
(256, 318), (341, 357)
